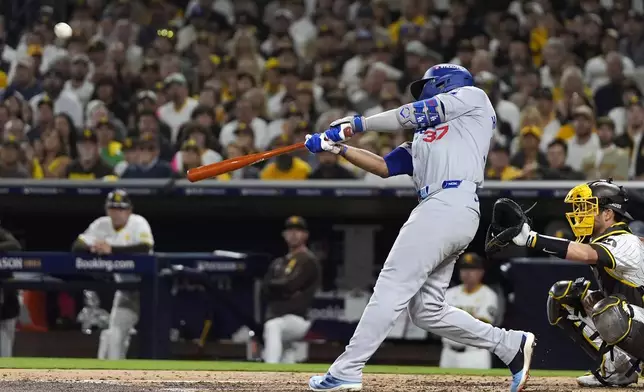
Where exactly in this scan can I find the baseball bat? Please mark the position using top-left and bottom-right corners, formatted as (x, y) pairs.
(186, 142), (305, 182)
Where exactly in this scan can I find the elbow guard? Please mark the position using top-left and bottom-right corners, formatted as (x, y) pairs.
(397, 98), (445, 130)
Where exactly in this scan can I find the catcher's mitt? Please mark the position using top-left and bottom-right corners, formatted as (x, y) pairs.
(485, 198), (535, 255)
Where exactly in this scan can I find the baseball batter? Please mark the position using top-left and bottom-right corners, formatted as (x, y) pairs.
(305, 64), (535, 392)
(72, 189), (154, 360)
(440, 252), (498, 369)
(497, 179), (644, 388)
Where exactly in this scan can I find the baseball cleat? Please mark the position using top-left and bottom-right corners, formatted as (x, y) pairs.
(309, 373), (363, 391)
(576, 371), (638, 387)
(508, 332), (536, 392)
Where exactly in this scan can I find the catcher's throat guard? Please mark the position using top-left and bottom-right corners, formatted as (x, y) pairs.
(484, 198), (535, 255)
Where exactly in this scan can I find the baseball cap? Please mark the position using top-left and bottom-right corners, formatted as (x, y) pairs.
(71, 54), (90, 65)
(285, 216), (308, 231)
(163, 72), (187, 87)
(27, 45), (43, 57)
(458, 253), (484, 269)
(265, 57), (280, 70)
(573, 105), (595, 119)
(79, 129), (98, 143)
(137, 133), (159, 148)
(106, 189), (132, 209)
(596, 116), (616, 130)
(405, 40), (429, 57)
(520, 125), (543, 139)
(37, 94), (54, 108)
(627, 95), (643, 108)
(122, 137), (135, 151)
(136, 90), (158, 102)
(181, 138), (201, 152)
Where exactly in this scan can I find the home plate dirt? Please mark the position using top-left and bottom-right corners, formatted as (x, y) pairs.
(0, 369), (634, 391)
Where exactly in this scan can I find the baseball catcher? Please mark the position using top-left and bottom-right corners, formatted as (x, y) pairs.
(486, 179), (644, 387)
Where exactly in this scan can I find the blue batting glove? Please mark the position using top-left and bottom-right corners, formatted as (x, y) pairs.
(304, 134), (324, 153)
(325, 115), (366, 142)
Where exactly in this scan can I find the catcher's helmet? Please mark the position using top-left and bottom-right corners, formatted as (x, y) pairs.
(409, 64), (473, 101)
(564, 179), (633, 241)
(105, 189), (132, 209)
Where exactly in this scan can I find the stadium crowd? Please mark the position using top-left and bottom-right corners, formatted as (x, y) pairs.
(0, 0), (643, 181)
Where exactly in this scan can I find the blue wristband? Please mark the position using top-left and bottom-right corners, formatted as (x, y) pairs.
(339, 145), (348, 157)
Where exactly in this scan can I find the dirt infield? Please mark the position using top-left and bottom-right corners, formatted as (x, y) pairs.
(0, 369), (635, 391)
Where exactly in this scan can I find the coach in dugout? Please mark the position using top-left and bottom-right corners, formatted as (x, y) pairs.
(0, 225), (22, 357)
(261, 216), (321, 363)
(71, 189), (154, 360)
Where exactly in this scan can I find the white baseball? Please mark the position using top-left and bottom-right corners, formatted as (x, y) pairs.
(54, 23), (73, 39)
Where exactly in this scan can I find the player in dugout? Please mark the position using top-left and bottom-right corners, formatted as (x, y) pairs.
(0, 224), (22, 357)
(71, 189), (154, 359)
(440, 252), (499, 369)
(261, 216), (321, 363)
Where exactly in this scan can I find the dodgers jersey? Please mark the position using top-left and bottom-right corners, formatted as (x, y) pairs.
(79, 214), (154, 249)
(383, 86), (496, 191)
(591, 225), (644, 306)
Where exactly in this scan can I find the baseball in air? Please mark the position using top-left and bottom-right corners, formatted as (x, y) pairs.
(54, 23), (73, 39)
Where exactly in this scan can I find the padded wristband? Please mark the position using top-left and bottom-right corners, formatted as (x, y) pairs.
(531, 233), (570, 259)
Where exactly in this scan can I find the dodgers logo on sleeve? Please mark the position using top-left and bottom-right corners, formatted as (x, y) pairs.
(413, 101), (429, 128)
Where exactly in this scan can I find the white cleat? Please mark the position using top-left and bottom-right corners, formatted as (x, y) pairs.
(576, 371), (638, 387)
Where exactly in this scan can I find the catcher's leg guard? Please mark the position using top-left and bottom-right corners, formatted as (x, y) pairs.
(591, 295), (644, 361)
(546, 279), (603, 362)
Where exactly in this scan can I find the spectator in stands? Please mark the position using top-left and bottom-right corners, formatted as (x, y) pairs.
(63, 54), (93, 107)
(261, 216), (320, 364)
(308, 152), (355, 180)
(260, 135), (311, 180)
(136, 110), (173, 161)
(533, 88), (562, 151)
(4, 55), (41, 100)
(615, 96), (644, 179)
(53, 114), (77, 158)
(585, 30), (634, 93)
(93, 78), (128, 126)
(485, 145), (521, 181)
(476, 71), (520, 135)
(566, 105), (600, 171)
(172, 122), (222, 174)
(540, 139), (585, 180)
(594, 52), (630, 117)
(95, 118), (123, 168)
(0, 136), (29, 178)
(121, 133), (173, 179)
(175, 138), (228, 180)
(30, 69), (83, 129)
(619, 12), (644, 66)
(65, 129), (113, 180)
(157, 73), (198, 144)
(33, 95), (55, 137)
(581, 117), (629, 180)
(113, 136), (136, 177)
(220, 97), (269, 151)
(511, 126), (548, 180)
(37, 127), (71, 178)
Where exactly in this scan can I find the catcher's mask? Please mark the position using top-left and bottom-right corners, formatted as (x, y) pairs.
(564, 179), (633, 242)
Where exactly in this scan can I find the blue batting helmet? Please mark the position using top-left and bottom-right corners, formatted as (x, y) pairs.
(409, 64), (474, 100)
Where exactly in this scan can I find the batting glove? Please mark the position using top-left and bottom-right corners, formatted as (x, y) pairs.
(305, 134), (342, 154)
(512, 223), (534, 247)
(325, 114), (366, 142)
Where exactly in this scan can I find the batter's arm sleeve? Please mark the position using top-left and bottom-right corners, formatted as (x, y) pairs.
(0, 228), (21, 251)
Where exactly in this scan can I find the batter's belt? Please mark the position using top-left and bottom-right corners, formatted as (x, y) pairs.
(417, 180), (478, 201)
